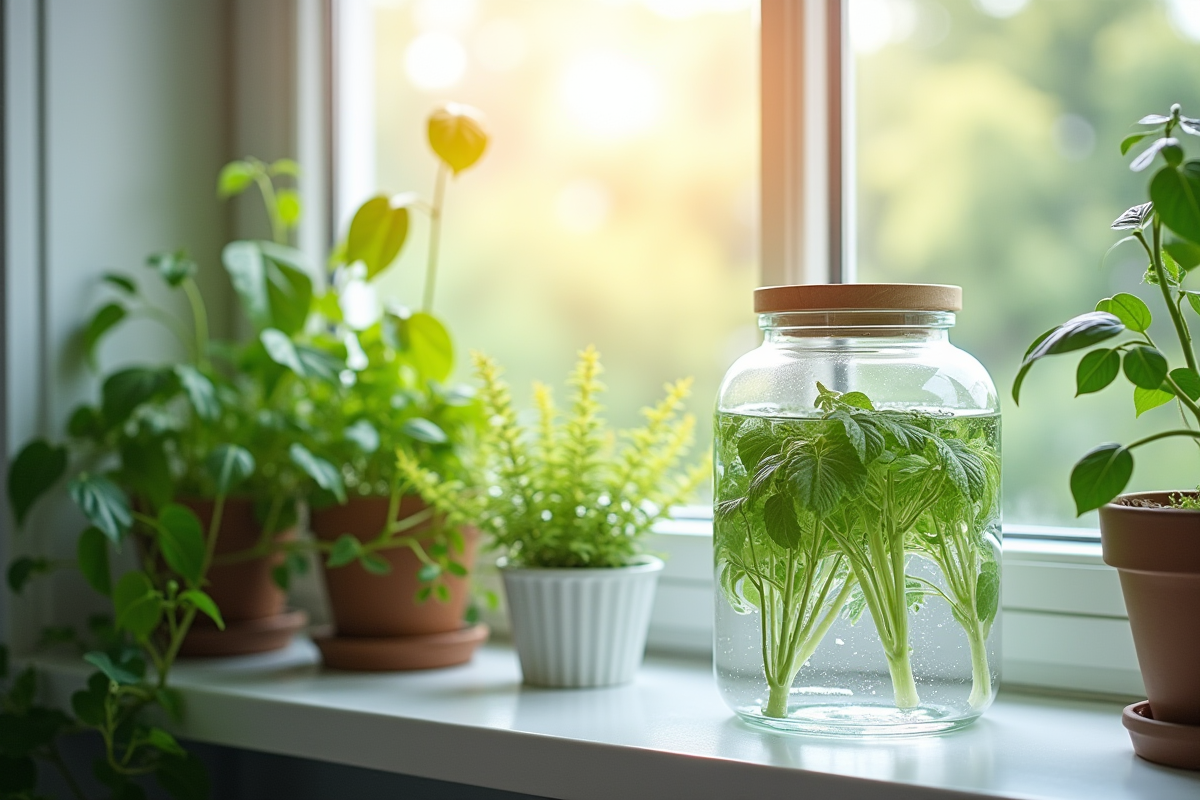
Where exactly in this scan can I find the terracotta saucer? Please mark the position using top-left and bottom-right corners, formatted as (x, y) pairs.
(313, 623), (489, 671)
(178, 609), (309, 658)
(1122, 701), (1200, 770)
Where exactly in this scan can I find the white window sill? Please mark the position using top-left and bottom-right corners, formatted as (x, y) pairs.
(29, 641), (1200, 800)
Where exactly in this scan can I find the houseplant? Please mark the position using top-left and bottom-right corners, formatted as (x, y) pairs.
(0, 155), (340, 796)
(400, 346), (708, 687)
(297, 104), (492, 671)
(1014, 103), (1200, 769)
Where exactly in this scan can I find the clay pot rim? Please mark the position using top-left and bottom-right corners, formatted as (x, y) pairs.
(1122, 701), (1200, 742)
(497, 554), (664, 577)
(1103, 490), (1200, 515)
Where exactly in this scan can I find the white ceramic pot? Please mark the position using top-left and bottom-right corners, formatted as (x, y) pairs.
(500, 556), (664, 688)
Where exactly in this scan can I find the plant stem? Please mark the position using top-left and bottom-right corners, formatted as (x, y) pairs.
(181, 278), (210, 369)
(423, 162), (449, 313)
(764, 681), (791, 718)
(886, 646), (920, 710)
(1127, 428), (1200, 450)
(1144, 224), (1197, 373)
(254, 171), (285, 245)
(967, 625), (992, 709)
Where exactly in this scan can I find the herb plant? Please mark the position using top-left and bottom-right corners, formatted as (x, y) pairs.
(399, 347), (709, 569)
(1014, 103), (1200, 513)
(715, 383), (1001, 718)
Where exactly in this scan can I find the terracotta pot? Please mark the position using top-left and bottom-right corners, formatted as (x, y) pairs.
(178, 497), (289, 623)
(310, 495), (480, 637)
(1099, 491), (1200, 726)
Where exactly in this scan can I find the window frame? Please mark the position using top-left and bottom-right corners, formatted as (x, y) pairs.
(331, 0), (1140, 698)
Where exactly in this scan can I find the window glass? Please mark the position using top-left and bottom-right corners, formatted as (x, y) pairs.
(370, 0), (758, 462)
(854, 0), (1200, 526)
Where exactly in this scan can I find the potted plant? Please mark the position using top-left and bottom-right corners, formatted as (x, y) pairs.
(295, 104), (492, 671)
(1014, 103), (1200, 770)
(0, 157), (345, 797)
(400, 347), (708, 687)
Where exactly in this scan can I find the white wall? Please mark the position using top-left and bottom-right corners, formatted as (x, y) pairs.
(3, 0), (236, 648)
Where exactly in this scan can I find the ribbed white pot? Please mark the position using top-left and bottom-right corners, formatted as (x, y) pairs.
(500, 556), (663, 688)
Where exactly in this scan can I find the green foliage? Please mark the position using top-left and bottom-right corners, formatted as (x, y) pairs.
(401, 346), (707, 569)
(8, 440), (68, 528)
(715, 384), (1002, 716)
(427, 104), (490, 175)
(1017, 104), (1200, 513)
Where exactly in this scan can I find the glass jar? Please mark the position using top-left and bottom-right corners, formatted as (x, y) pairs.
(713, 284), (1000, 736)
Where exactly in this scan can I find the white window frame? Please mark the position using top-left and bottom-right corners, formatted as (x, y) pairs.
(330, 0), (1140, 698)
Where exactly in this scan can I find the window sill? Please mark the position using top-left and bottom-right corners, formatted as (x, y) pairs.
(30, 641), (1200, 800)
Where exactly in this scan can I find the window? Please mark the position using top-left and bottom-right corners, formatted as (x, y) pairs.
(853, 0), (1200, 529)
(341, 0), (759, 454)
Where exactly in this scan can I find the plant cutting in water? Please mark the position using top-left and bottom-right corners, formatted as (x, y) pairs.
(715, 383), (1001, 719)
(1014, 103), (1200, 513)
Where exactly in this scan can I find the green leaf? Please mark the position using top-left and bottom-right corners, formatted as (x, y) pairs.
(1165, 238), (1200, 271)
(260, 328), (343, 382)
(762, 493), (803, 549)
(344, 420), (380, 453)
(1150, 162), (1200, 245)
(1169, 367), (1200, 401)
(428, 104), (489, 175)
(103, 273), (138, 294)
(289, 443), (346, 503)
(119, 438), (173, 510)
(418, 563), (442, 582)
(445, 560), (468, 577)
(146, 251), (198, 287)
(401, 417), (448, 444)
(7, 439), (68, 527)
(146, 727), (186, 756)
(1134, 385), (1175, 416)
(360, 553), (392, 575)
(344, 195), (411, 279)
(102, 367), (173, 425)
(326, 534), (361, 568)
(175, 365), (220, 421)
(1120, 133), (1149, 156)
(71, 683), (107, 726)
(205, 444), (255, 495)
(839, 391), (875, 411)
(83, 302), (127, 365)
(155, 752), (210, 800)
(113, 571), (162, 640)
(83, 651), (139, 685)
(222, 240), (315, 335)
(68, 404), (103, 439)
(68, 473), (132, 543)
(1107, 293), (1152, 332)
(1123, 346), (1168, 390)
(180, 589), (225, 630)
(1013, 312), (1125, 403)
(1188, 291), (1200, 317)
(277, 188), (302, 226)
(783, 435), (867, 517)
(6, 556), (51, 594)
(217, 160), (257, 198)
(269, 158), (301, 177)
(389, 311), (454, 382)
(735, 423), (779, 473)
(78, 527), (112, 596)
(8, 666), (35, 710)
(1075, 348), (1120, 396)
(829, 410), (867, 461)
(1070, 444), (1133, 515)
(157, 504), (206, 585)
(156, 687), (185, 722)
(271, 564), (290, 590)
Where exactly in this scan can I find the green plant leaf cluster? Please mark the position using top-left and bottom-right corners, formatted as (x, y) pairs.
(714, 384), (1001, 717)
(399, 346), (708, 569)
(1016, 103), (1200, 514)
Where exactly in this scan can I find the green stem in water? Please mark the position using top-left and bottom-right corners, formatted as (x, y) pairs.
(886, 646), (920, 710)
(423, 162), (449, 313)
(967, 625), (992, 709)
(764, 680), (791, 719)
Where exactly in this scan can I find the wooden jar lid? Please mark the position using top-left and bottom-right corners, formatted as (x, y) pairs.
(754, 283), (962, 313)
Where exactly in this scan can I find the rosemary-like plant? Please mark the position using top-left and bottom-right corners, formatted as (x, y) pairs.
(399, 347), (708, 569)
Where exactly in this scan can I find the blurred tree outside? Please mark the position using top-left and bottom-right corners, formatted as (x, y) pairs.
(369, 0), (1200, 525)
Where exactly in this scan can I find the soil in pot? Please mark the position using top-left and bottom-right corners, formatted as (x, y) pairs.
(309, 495), (486, 670)
(173, 497), (307, 657)
(1100, 492), (1200, 733)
